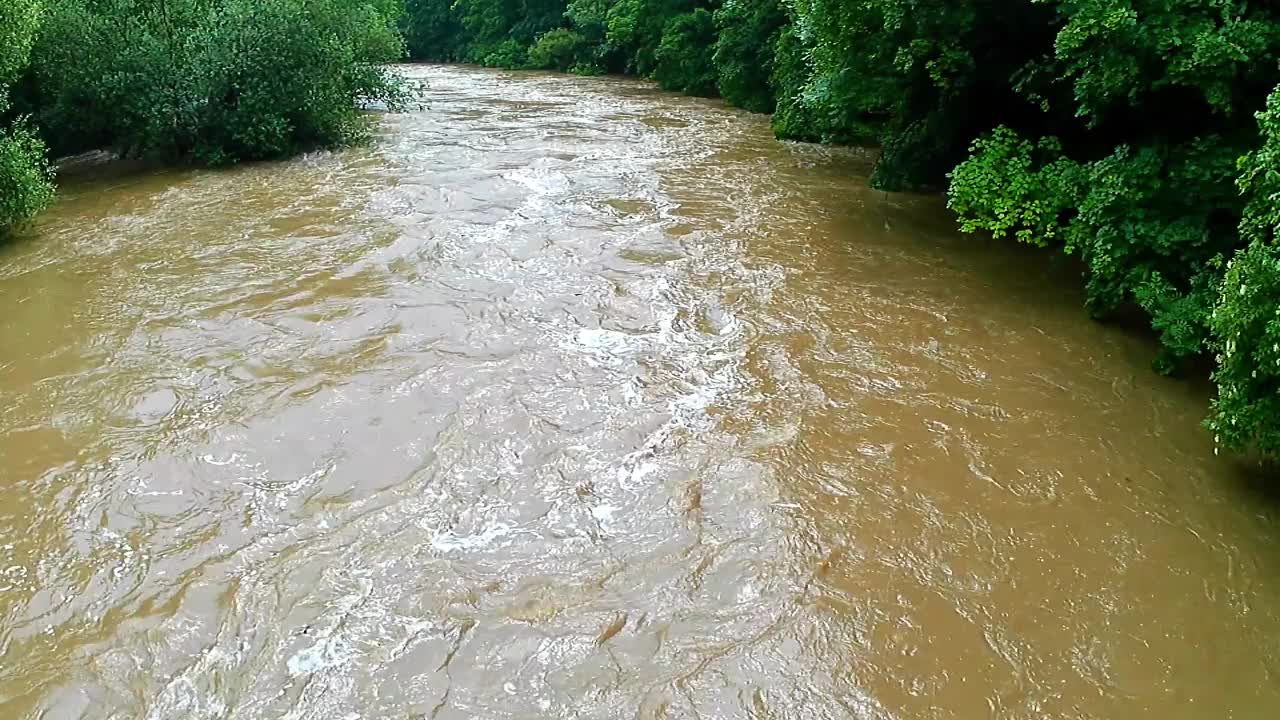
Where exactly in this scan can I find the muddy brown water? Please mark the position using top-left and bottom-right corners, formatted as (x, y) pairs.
(1, 65), (1279, 719)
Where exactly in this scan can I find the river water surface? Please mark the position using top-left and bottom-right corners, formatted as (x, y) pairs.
(2, 65), (1279, 719)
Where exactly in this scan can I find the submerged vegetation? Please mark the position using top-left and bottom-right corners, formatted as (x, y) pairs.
(0, 0), (1277, 461)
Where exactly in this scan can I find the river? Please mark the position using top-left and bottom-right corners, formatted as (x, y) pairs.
(1, 65), (1278, 719)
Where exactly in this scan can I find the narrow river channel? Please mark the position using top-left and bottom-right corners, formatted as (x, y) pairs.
(1, 65), (1278, 719)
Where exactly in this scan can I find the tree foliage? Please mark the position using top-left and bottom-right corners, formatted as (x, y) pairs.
(0, 0), (53, 238)
(1208, 88), (1280, 460)
(528, 28), (589, 72)
(423, 0), (731, 79)
(19, 0), (407, 163)
(403, 0), (466, 61)
(0, 0), (43, 89)
(0, 121), (53, 240)
(712, 0), (786, 113)
(654, 9), (717, 96)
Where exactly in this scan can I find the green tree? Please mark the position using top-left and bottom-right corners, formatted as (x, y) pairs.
(528, 28), (589, 71)
(403, 0), (466, 61)
(1208, 86), (1280, 459)
(563, 0), (619, 72)
(712, 0), (785, 113)
(0, 0), (53, 238)
(606, 0), (702, 76)
(654, 9), (717, 96)
(21, 0), (408, 164)
(452, 0), (570, 64)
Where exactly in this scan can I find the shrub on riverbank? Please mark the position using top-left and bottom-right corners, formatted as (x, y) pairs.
(712, 0), (786, 114)
(1209, 88), (1280, 459)
(0, 121), (53, 238)
(528, 28), (589, 72)
(404, 0), (467, 62)
(1210, 238), (1280, 459)
(0, 0), (53, 238)
(653, 9), (717, 96)
(16, 0), (407, 164)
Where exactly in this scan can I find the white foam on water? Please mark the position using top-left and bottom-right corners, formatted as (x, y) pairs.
(429, 521), (521, 552)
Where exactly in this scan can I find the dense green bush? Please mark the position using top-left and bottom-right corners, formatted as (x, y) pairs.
(0, 0), (42, 88)
(21, 0), (407, 164)
(1209, 88), (1280, 460)
(432, 0), (730, 79)
(0, 121), (53, 239)
(606, 0), (704, 77)
(654, 9), (717, 97)
(191, 0), (408, 164)
(403, 0), (466, 61)
(511, 0), (575, 45)
(528, 28), (588, 72)
(453, 0), (523, 60)
(947, 128), (1083, 248)
(949, 129), (1243, 372)
(1210, 238), (1280, 460)
(565, 0), (618, 73)
(770, 24), (825, 142)
(452, 0), (569, 65)
(712, 0), (785, 113)
(480, 39), (530, 69)
(3, 0), (408, 237)
(0, 0), (53, 238)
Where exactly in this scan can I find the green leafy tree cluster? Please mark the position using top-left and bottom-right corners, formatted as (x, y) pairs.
(18, 0), (408, 164)
(449, 0), (571, 64)
(712, 0), (786, 113)
(653, 8), (717, 96)
(403, 0), (467, 61)
(481, 38), (530, 68)
(1208, 88), (1280, 459)
(527, 27), (590, 72)
(419, 0), (733, 84)
(564, 0), (616, 73)
(453, 0), (521, 61)
(0, 0), (54, 239)
(777, 0), (1062, 189)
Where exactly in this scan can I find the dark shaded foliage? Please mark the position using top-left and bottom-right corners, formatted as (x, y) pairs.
(654, 9), (717, 96)
(712, 0), (785, 113)
(404, 0), (466, 61)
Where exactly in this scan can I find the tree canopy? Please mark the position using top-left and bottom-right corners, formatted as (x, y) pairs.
(2, 0), (407, 236)
(0, 0), (53, 238)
